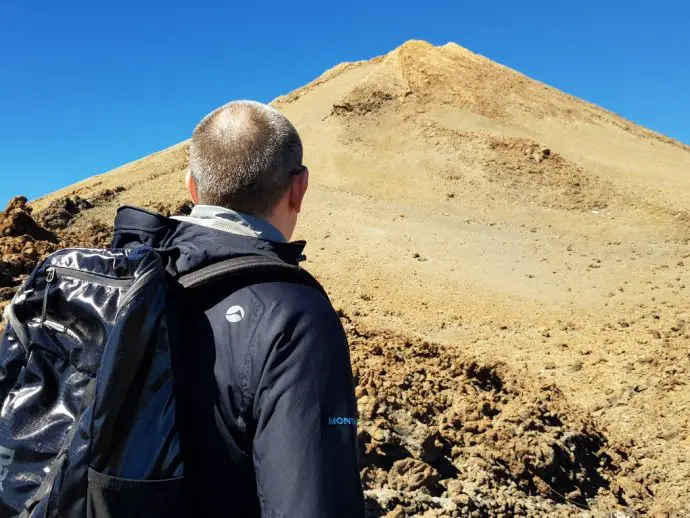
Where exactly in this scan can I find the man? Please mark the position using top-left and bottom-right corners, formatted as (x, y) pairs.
(112, 101), (365, 517)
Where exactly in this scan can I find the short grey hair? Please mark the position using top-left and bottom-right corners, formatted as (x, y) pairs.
(189, 100), (303, 217)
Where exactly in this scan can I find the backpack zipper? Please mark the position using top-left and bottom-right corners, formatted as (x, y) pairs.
(40, 268), (56, 323)
(47, 266), (135, 289)
(38, 266), (136, 331)
(42, 264), (161, 318)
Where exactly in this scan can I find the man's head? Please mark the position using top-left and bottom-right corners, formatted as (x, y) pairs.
(186, 100), (309, 240)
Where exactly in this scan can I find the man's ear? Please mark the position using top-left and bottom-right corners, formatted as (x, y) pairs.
(289, 168), (309, 213)
(185, 170), (199, 204)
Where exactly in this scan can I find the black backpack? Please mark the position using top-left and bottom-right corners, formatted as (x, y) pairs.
(0, 246), (322, 518)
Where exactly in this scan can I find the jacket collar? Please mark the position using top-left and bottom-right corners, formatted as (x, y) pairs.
(172, 204), (287, 243)
(112, 206), (306, 276)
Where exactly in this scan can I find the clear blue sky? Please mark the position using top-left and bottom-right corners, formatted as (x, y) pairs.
(1, 1), (688, 206)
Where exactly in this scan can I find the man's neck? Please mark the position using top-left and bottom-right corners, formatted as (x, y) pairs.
(264, 213), (292, 242)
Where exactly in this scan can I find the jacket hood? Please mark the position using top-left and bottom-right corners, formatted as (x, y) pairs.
(112, 206), (307, 276)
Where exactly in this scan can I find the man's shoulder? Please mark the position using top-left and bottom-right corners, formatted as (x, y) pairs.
(244, 277), (334, 318)
(203, 272), (336, 327)
(208, 279), (344, 381)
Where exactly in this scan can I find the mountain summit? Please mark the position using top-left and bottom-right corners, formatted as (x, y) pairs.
(37, 39), (690, 238)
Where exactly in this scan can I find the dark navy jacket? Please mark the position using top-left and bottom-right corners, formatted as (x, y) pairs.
(113, 207), (365, 518)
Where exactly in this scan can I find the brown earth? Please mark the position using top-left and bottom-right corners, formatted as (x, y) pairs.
(2, 40), (690, 516)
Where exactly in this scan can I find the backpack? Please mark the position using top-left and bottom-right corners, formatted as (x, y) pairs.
(0, 246), (323, 518)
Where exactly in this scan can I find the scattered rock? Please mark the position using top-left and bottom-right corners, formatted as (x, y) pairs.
(532, 147), (551, 163)
(147, 200), (194, 217)
(388, 459), (440, 492)
(0, 196), (113, 309)
(348, 316), (637, 516)
(91, 186), (126, 205)
(569, 361), (584, 372)
(39, 195), (93, 230)
(485, 136), (608, 212)
(174, 201), (193, 216)
(0, 196), (57, 241)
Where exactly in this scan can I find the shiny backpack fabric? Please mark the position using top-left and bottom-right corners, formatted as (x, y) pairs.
(0, 247), (189, 518)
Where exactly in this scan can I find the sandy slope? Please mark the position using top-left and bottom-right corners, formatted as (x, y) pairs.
(19, 40), (690, 515)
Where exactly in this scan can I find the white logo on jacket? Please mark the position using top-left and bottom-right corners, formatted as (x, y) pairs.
(226, 305), (245, 323)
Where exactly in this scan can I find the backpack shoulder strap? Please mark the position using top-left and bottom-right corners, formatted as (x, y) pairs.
(176, 255), (327, 298)
(3, 301), (30, 353)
